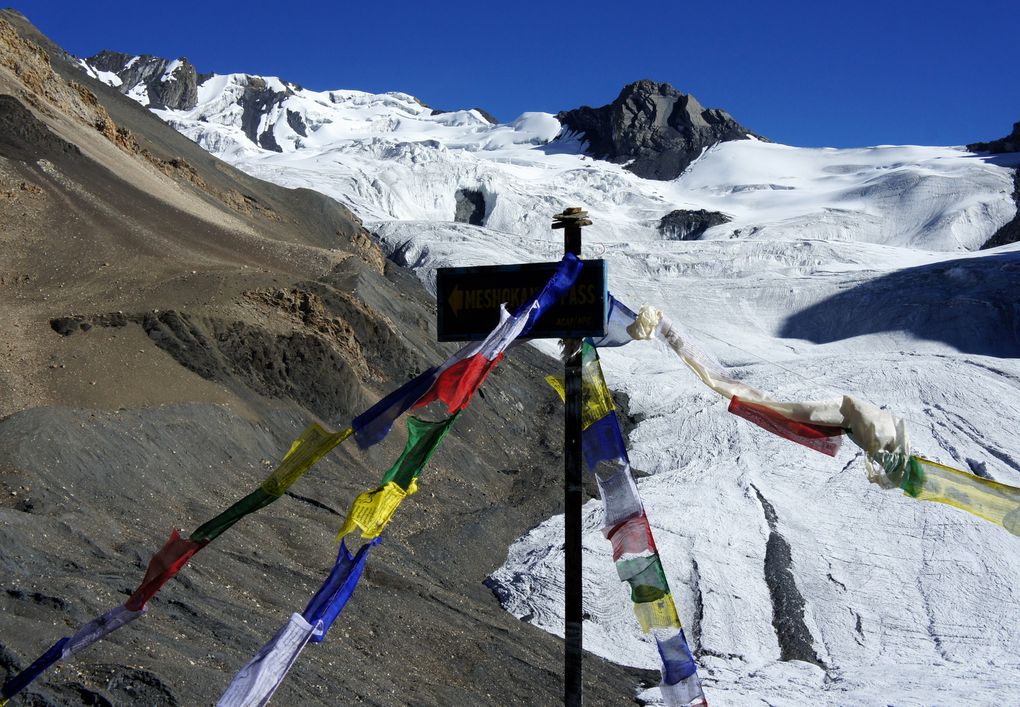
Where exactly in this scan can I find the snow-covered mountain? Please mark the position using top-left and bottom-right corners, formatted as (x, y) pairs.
(83, 56), (1020, 705)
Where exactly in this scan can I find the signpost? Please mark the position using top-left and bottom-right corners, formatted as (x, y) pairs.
(436, 259), (607, 342)
(435, 208), (599, 706)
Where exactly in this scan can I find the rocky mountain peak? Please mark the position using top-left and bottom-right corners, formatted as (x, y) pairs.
(86, 49), (201, 110)
(556, 79), (763, 180)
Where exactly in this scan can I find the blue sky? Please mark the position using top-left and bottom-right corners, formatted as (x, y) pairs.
(16, 0), (1019, 148)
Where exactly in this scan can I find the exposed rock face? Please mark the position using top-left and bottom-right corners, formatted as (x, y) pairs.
(85, 51), (298, 152)
(658, 208), (731, 240)
(968, 121), (1020, 154)
(969, 122), (1020, 249)
(238, 75), (289, 151)
(557, 79), (763, 180)
(981, 168), (1020, 249)
(454, 187), (486, 225)
(87, 49), (199, 110)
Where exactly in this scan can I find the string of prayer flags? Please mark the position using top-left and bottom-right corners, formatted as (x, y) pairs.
(217, 613), (319, 707)
(2, 422), (356, 702)
(624, 298), (1020, 537)
(351, 253), (583, 448)
(574, 341), (706, 706)
(629, 303), (909, 461)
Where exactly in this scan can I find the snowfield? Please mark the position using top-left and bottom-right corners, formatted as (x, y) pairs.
(101, 67), (1020, 705)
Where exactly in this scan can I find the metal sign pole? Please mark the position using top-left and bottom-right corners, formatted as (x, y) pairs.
(553, 207), (592, 707)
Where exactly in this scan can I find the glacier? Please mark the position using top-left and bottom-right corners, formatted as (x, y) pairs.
(93, 67), (1020, 705)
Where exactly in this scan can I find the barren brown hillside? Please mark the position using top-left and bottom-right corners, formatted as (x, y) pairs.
(0, 9), (648, 705)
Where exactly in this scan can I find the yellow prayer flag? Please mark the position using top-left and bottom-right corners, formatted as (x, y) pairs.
(336, 480), (418, 540)
(545, 372), (616, 430)
(911, 456), (1020, 536)
(632, 594), (682, 633)
(546, 375), (566, 401)
(260, 425), (353, 497)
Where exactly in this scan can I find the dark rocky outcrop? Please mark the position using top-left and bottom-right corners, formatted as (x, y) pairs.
(556, 80), (763, 180)
(86, 50), (199, 110)
(454, 187), (486, 225)
(969, 122), (1020, 249)
(968, 121), (1020, 154)
(658, 208), (731, 240)
(752, 486), (824, 667)
(981, 168), (1020, 249)
(85, 51), (296, 152)
(238, 76), (290, 152)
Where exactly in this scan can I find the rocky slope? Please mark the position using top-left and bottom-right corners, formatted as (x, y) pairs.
(969, 121), (1020, 248)
(0, 10), (644, 705)
(556, 80), (761, 180)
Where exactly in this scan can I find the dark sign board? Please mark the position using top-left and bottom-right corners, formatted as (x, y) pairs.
(436, 260), (607, 341)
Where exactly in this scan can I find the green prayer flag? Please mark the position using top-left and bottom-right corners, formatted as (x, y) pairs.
(616, 554), (670, 603)
(190, 488), (276, 543)
(380, 415), (459, 490)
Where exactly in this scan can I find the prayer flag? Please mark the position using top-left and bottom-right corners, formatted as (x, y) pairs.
(352, 367), (440, 448)
(217, 613), (319, 707)
(0, 638), (68, 701)
(380, 416), (459, 490)
(62, 605), (146, 658)
(633, 594), (683, 633)
(303, 539), (379, 643)
(591, 294), (639, 348)
(336, 480), (417, 540)
(728, 396), (844, 456)
(891, 456), (1020, 536)
(617, 554), (670, 603)
(656, 629), (699, 684)
(125, 529), (209, 611)
(605, 513), (657, 561)
(596, 465), (644, 529)
(260, 425), (352, 497)
(582, 413), (628, 472)
(190, 488), (276, 544)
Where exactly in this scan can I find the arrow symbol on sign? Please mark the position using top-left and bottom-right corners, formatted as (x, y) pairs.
(449, 285), (463, 317)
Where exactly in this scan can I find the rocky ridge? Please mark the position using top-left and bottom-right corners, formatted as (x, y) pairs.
(969, 121), (1020, 248)
(556, 79), (763, 180)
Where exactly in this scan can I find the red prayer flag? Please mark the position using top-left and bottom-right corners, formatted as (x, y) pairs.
(413, 352), (504, 413)
(125, 529), (209, 611)
(605, 512), (657, 561)
(728, 396), (844, 457)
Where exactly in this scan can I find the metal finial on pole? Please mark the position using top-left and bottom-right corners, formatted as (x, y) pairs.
(553, 207), (588, 707)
